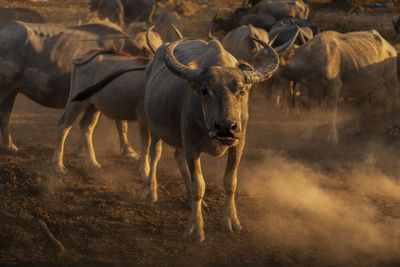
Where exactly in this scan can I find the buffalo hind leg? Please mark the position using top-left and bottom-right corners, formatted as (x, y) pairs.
(52, 101), (88, 174)
(326, 79), (341, 144)
(345, 95), (370, 135)
(301, 97), (319, 141)
(140, 133), (162, 202)
(78, 105), (102, 169)
(385, 74), (400, 136)
(138, 120), (150, 180)
(116, 120), (140, 160)
(175, 148), (191, 203)
(0, 92), (17, 152)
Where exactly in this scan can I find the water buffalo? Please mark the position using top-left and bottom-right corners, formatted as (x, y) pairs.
(277, 30), (400, 143)
(269, 22), (313, 47)
(89, 0), (155, 25)
(212, 0), (309, 34)
(152, 10), (182, 42)
(142, 37), (279, 241)
(222, 24), (271, 66)
(252, 0), (310, 20)
(238, 13), (276, 31)
(0, 7), (44, 29)
(52, 50), (150, 174)
(0, 21), (159, 155)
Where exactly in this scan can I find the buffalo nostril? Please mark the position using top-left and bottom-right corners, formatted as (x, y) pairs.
(214, 122), (221, 130)
(231, 123), (237, 131)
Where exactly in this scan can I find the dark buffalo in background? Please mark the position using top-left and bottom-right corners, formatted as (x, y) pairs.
(0, 7), (45, 29)
(89, 0), (155, 25)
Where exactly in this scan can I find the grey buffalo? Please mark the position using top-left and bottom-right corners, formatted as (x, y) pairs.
(238, 13), (276, 31)
(0, 21), (159, 154)
(212, 0), (309, 33)
(0, 7), (44, 29)
(277, 30), (400, 143)
(52, 51), (151, 174)
(152, 10), (183, 42)
(142, 37), (279, 241)
(252, 0), (310, 20)
(222, 24), (271, 66)
(89, 0), (155, 25)
(269, 21), (314, 47)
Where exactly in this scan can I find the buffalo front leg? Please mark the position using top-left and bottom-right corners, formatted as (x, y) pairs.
(175, 148), (208, 209)
(140, 134), (162, 202)
(222, 141), (243, 234)
(0, 93), (17, 152)
(52, 101), (87, 174)
(345, 95), (370, 135)
(183, 150), (205, 242)
(116, 120), (140, 160)
(78, 105), (102, 169)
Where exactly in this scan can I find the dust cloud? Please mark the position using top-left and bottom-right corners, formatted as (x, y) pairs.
(240, 148), (400, 265)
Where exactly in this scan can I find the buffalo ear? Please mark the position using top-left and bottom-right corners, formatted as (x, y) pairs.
(236, 60), (254, 71)
(280, 48), (298, 62)
(183, 60), (202, 93)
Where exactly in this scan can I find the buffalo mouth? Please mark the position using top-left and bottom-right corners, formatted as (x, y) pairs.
(209, 132), (239, 146)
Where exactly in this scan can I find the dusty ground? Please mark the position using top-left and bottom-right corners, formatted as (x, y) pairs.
(1, 0), (400, 266)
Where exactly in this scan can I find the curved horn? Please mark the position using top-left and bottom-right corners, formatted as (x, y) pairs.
(242, 37), (279, 84)
(208, 23), (215, 40)
(268, 32), (280, 46)
(274, 27), (300, 52)
(164, 38), (201, 81)
(148, 3), (156, 24)
(146, 25), (157, 54)
(171, 24), (183, 39)
(212, 9), (220, 22)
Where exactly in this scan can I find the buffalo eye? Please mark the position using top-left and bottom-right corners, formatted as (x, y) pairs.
(237, 89), (246, 97)
(200, 88), (210, 96)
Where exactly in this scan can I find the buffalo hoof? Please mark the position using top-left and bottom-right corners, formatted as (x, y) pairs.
(54, 163), (67, 174)
(223, 215), (242, 235)
(301, 128), (315, 140)
(388, 125), (400, 137)
(183, 201), (205, 242)
(327, 131), (339, 144)
(140, 187), (158, 202)
(222, 204), (241, 235)
(345, 125), (361, 135)
(183, 220), (205, 242)
(86, 160), (102, 170)
(5, 143), (19, 153)
(121, 146), (140, 160)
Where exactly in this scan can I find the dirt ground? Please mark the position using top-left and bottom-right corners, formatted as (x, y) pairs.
(1, 0), (400, 266)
